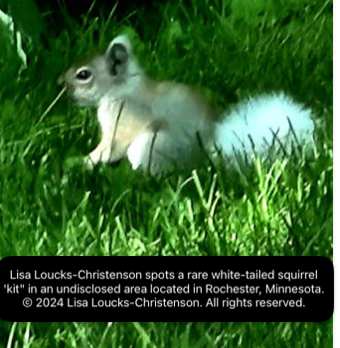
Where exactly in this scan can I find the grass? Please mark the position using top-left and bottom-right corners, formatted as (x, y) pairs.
(0, 0), (333, 347)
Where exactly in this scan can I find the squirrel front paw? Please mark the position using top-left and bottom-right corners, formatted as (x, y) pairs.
(84, 156), (95, 170)
(84, 146), (113, 170)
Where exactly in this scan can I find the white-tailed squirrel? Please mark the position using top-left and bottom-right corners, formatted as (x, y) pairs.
(59, 35), (316, 175)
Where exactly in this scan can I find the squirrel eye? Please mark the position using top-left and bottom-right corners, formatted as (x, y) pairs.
(75, 69), (92, 81)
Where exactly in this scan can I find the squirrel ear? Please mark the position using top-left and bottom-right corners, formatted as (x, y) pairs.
(107, 35), (132, 54)
(106, 41), (129, 76)
(105, 35), (133, 76)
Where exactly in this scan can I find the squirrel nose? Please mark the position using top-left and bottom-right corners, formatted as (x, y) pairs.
(57, 74), (66, 86)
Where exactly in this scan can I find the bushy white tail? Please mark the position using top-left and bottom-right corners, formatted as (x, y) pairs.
(214, 93), (315, 159)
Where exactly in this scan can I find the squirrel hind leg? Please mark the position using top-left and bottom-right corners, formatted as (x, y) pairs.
(126, 131), (170, 175)
(126, 119), (170, 174)
(126, 131), (179, 175)
(126, 132), (153, 170)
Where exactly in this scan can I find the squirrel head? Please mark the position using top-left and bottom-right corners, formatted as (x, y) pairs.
(58, 35), (143, 106)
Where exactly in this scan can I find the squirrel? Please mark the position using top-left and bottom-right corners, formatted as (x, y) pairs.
(58, 35), (316, 175)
